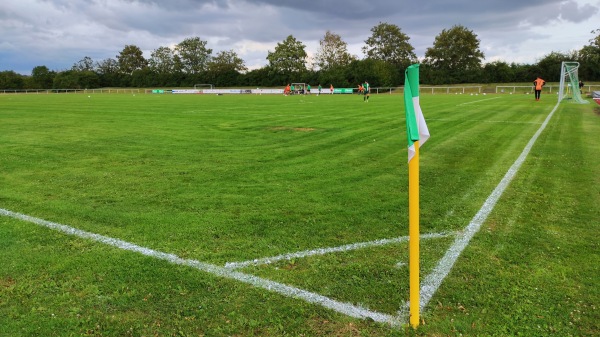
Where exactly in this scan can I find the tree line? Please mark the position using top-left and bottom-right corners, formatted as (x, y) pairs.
(1, 23), (599, 90)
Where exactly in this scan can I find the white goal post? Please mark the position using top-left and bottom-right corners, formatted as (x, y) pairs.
(194, 84), (214, 90)
(558, 62), (588, 104)
(291, 83), (306, 94)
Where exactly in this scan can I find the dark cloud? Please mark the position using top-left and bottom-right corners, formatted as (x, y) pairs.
(560, 0), (599, 22)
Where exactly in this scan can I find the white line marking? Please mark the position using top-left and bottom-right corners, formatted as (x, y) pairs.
(0, 208), (398, 325)
(457, 96), (502, 106)
(426, 118), (542, 125)
(224, 232), (454, 269)
(397, 102), (560, 319)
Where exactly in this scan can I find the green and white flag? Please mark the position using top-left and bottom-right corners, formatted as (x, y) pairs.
(404, 64), (430, 162)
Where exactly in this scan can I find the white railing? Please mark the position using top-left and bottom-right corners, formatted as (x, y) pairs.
(420, 86), (482, 94)
(495, 85), (558, 93)
(0, 88), (142, 94)
(372, 86), (482, 94)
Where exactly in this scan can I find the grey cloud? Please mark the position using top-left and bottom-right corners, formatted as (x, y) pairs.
(560, 0), (599, 22)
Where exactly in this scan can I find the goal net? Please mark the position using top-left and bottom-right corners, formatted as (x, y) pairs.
(291, 83), (306, 94)
(194, 84), (214, 90)
(558, 62), (588, 104)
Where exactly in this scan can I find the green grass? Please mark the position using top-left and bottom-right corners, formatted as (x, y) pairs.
(1, 92), (598, 336)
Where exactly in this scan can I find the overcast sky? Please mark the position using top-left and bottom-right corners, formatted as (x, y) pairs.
(1, 0), (599, 75)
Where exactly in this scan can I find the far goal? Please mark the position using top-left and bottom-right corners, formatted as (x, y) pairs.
(194, 84), (214, 90)
(557, 62), (588, 104)
(292, 83), (307, 94)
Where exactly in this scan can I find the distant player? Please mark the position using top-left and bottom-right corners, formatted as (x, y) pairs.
(533, 76), (545, 101)
(358, 83), (363, 95)
(284, 84), (291, 96)
(330, 84), (334, 95)
(363, 80), (370, 102)
(318, 84), (322, 96)
(307, 84), (311, 95)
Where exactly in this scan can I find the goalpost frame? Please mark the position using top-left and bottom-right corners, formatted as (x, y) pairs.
(194, 84), (214, 90)
(558, 62), (588, 104)
(291, 83), (307, 94)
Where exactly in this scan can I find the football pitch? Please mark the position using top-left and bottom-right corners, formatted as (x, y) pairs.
(1, 92), (598, 336)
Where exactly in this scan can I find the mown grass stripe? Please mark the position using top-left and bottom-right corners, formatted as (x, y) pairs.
(409, 102), (560, 316)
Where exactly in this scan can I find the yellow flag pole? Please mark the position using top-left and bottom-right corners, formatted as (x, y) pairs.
(409, 140), (420, 328)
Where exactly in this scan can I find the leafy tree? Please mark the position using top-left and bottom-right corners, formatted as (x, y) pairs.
(314, 30), (355, 71)
(579, 45), (600, 81)
(116, 45), (147, 74)
(266, 35), (308, 76)
(511, 63), (538, 83)
(316, 69), (346, 89)
(10, 28), (600, 87)
(346, 58), (394, 87)
(241, 67), (277, 87)
(31, 65), (55, 88)
(206, 50), (247, 86)
(536, 51), (572, 81)
(68, 56), (100, 88)
(131, 68), (154, 87)
(149, 46), (176, 75)
(578, 29), (600, 81)
(174, 37), (213, 74)
(362, 22), (417, 68)
(72, 56), (95, 72)
(0, 70), (25, 89)
(53, 70), (79, 89)
(52, 70), (99, 89)
(481, 61), (514, 83)
(148, 46), (180, 86)
(77, 71), (100, 88)
(95, 58), (124, 87)
(207, 50), (247, 73)
(590, 28), (600, 48)
(96, 58), (119, 75)
(424, 25), (484, 83)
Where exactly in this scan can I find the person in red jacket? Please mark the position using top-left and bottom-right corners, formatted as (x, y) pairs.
(533, 76), (545, 101)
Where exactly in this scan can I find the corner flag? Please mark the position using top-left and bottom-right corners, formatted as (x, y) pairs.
(404, 63), (429, 328)
(404, 64), (430, 162)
